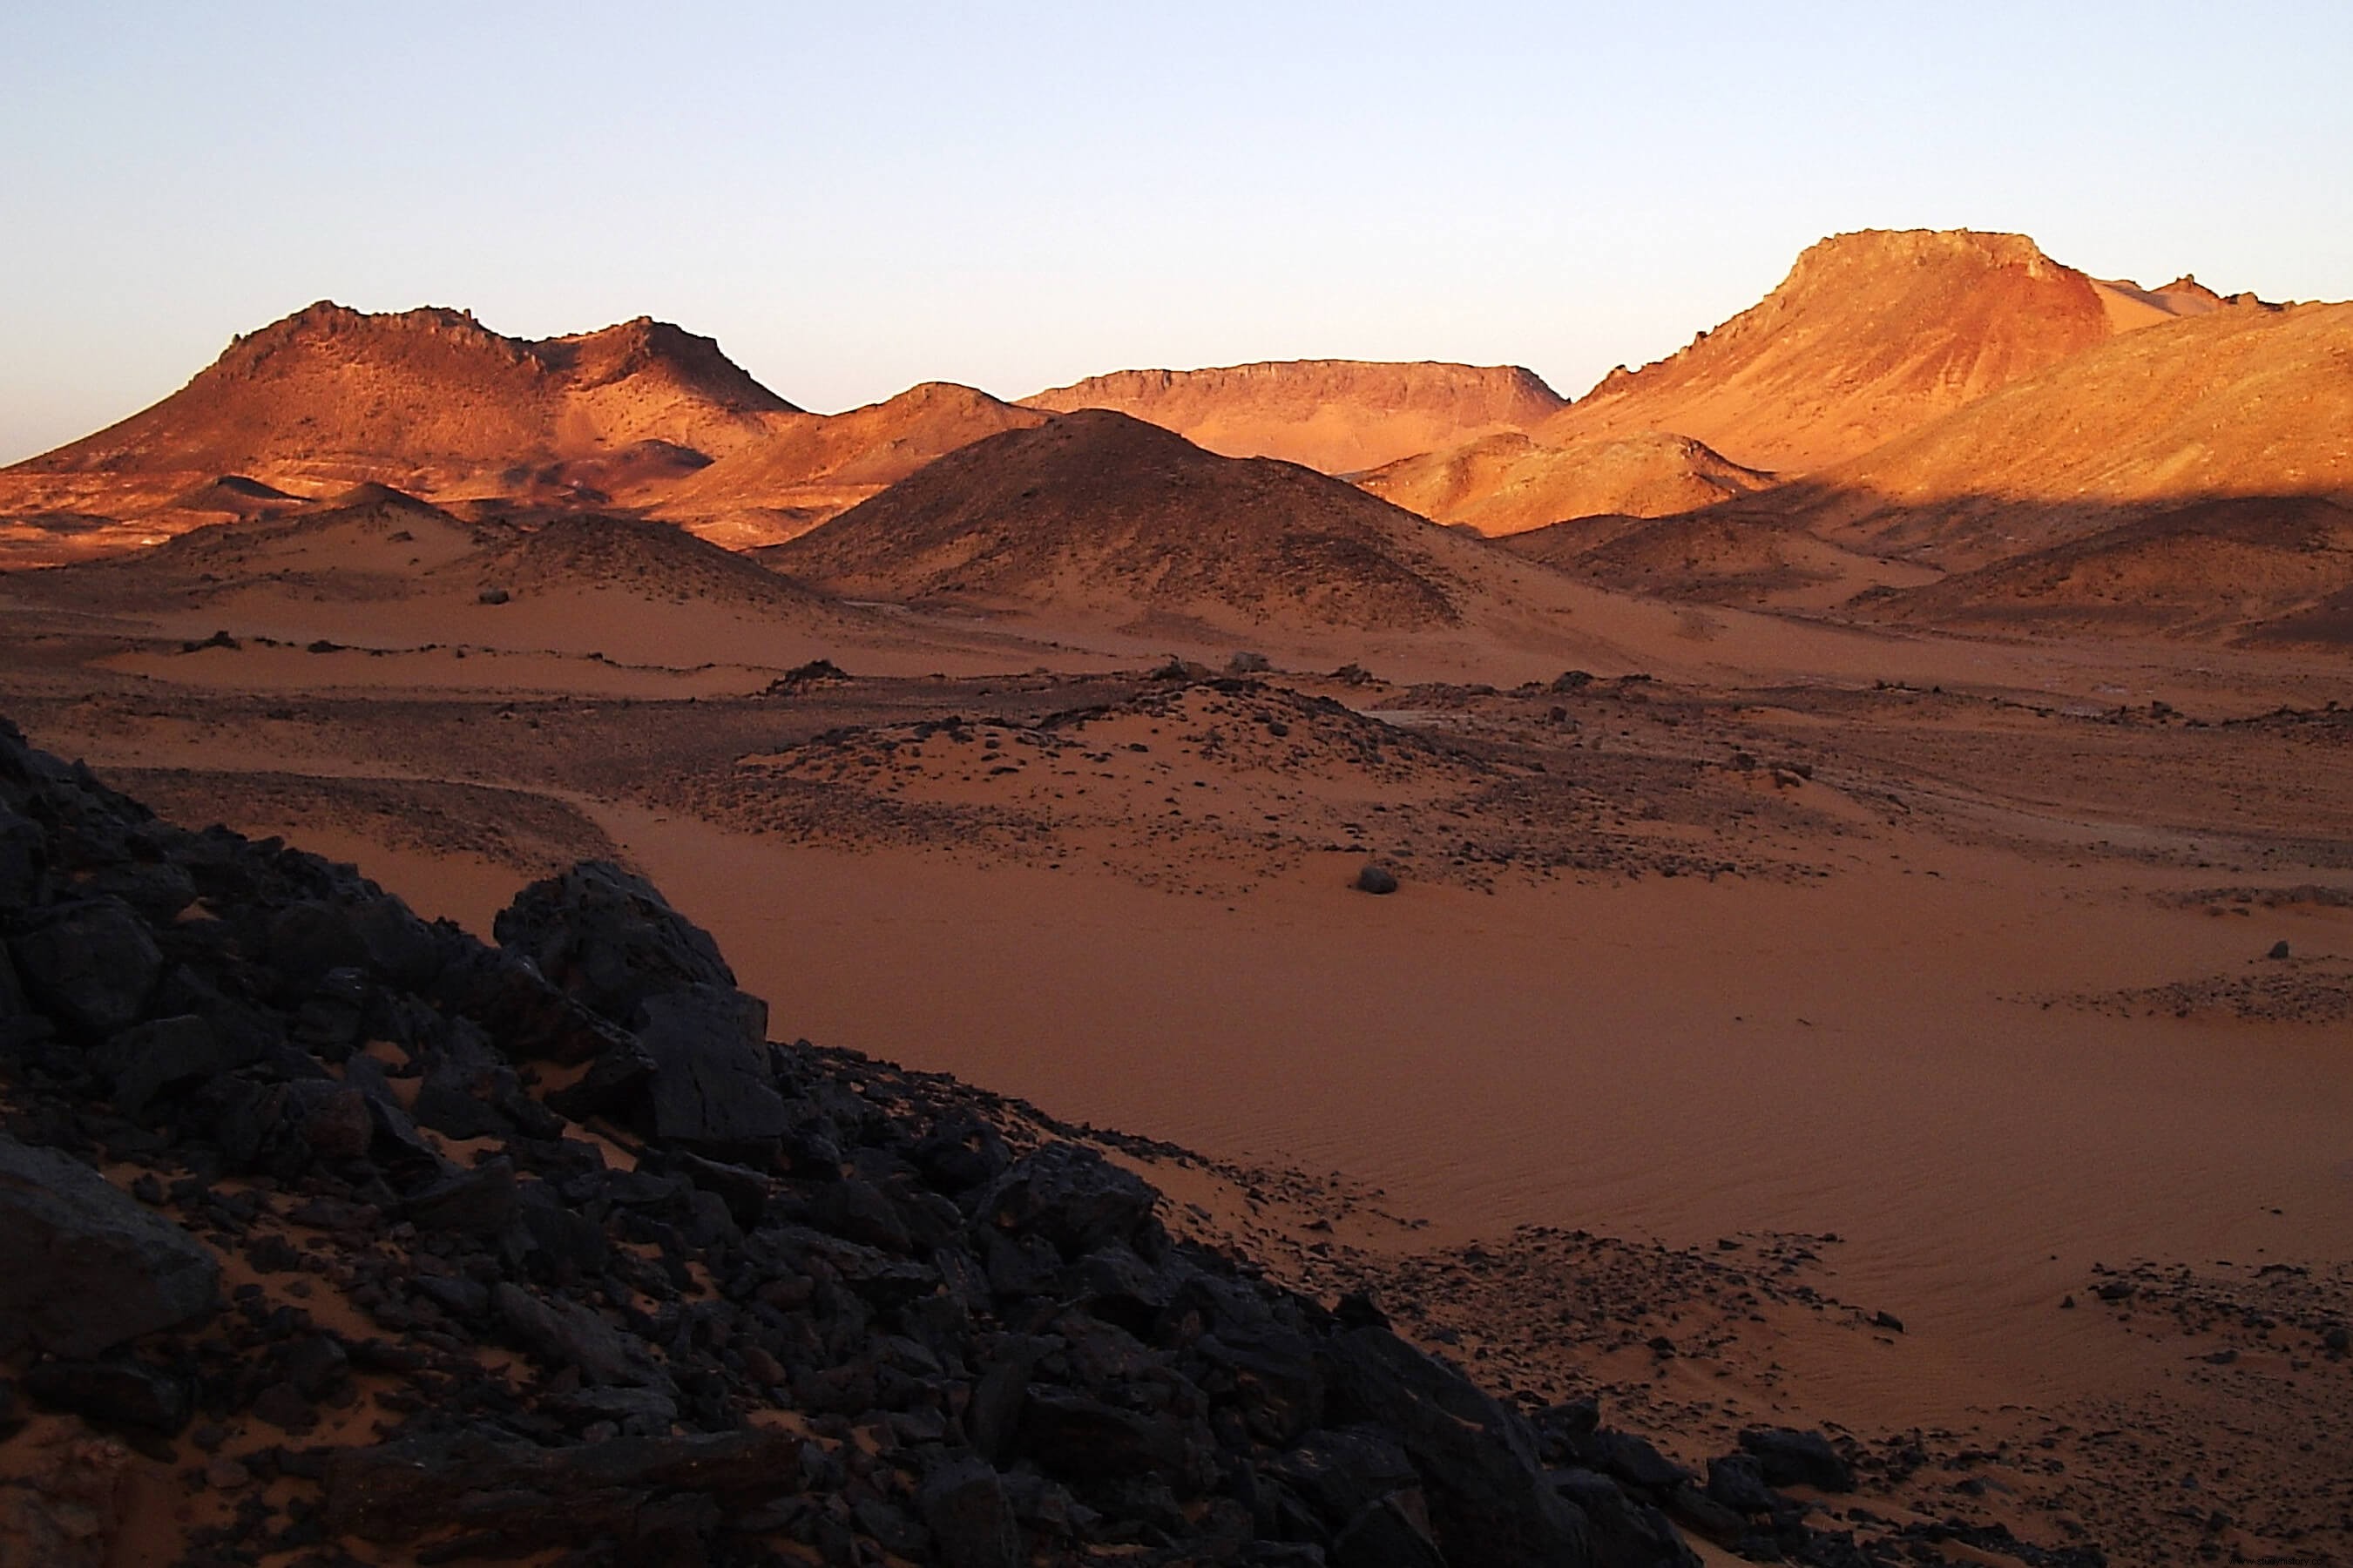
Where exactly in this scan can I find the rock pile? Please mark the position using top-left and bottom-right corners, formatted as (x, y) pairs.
(0, 714), (1724, 1567)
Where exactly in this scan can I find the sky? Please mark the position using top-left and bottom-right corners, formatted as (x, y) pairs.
(4, 1), (2350, 463)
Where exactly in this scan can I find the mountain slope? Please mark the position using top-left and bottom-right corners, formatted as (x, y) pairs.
(1538, 229), (2248, 474)
(651, 382), (1049, 547)
(8, 302), (797, 493)
(1855, 496), (2353, 641)
(1788, 300), (2350, 568)
(767, 409), (1497, 629)
(1358, 430), (1774, 537)
(1021, 360), (1565, 473)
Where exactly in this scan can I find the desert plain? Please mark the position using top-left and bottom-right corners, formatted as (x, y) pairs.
(2, 228), (2349, 1568)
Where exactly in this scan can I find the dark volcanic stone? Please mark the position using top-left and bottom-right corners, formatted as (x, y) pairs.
(1320, 1326), (1592, 1568)
(922, 1456), (1022, 1568)
(493, 861), (737, 1027)
(23, 1356), (190, 1433)
(10, 898), (164, 1037)
(0, 1134), (219, 1356)
(978, 1142), (1158, 1260)
(407, 1159), (518, 1234)
(1354, 863), (1399, 896)
(91, 1014), (220, 1119)
(1554, 1468), (1701, 1568)
(1737, 1427), (1854, 1493)
(0, 808), (45, 911)
(636, 984), (788, 1146)
(1331, 1492), (1446, 1568)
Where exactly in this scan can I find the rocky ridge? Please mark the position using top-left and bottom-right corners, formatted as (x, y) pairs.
(0, 713), (1789, 1568)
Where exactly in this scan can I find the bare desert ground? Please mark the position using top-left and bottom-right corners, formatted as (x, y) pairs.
(3, 225), (2350, 1568)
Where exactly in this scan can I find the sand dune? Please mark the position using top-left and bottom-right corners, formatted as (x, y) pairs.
(1358, 429), (1775, 537)
(1022, 359), (1565, 473)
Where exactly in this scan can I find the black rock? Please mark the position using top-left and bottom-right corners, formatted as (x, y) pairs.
(1704, 1453), (1788, 1517)
(1552, 1468), (1701, 1568)
(1737, 1427), (1854, 1493)
(1354, 864), (1399, 896)
(407, 1159), (519, 1235)
(0, 808), (46, 911)
(23, 1356), (190, 1433)
(922, 1456), (1023, 1568)
(0, 1134), (219, 1356)
(1018, 1385), (1207, 1490)
(10, 897), (165, 1037)
(978, 1142), (1158, 1260)
(637, 984), (789, 1147)
(1269, 1428), (1420, 1528)
(493, 861), (737, 1027)
(91, 1013), (221, 1119)
(1320, 1326), (1592, 1568)
(1330, 1492), (1446, 1568)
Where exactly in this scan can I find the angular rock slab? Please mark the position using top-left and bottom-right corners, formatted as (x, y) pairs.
(0, 1135), (219, 1355)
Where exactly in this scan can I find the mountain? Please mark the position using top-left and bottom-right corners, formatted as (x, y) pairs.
(1535, 229), (2256, 475)
(650, 382), (1050, 547)
(6, 302), (798, 497)
(1020, 360), (1565, 474)
(766, 409), (1502, 630)
(1786, 299), (2348, 569)
(1357, 430), (1774, 537)
(1852, 496), (2353, 643)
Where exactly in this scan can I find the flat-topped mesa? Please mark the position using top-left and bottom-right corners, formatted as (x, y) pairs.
(10, 301), (799, 489)
(1542, 227), (2251, 475)
(1022, 359), (1567, 474)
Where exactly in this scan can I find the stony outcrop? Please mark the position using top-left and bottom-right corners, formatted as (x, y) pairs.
(0, 711), (1724, 1566)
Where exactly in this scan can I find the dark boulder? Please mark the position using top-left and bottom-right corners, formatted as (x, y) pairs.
(0, 807), (45, 910)
(493, 861), (736, 1026)
(978, 1142), (1158, 1260)
(0, 1135), (219, 1356)
(1269, 1427), (1421, 1529)
(324, 1428), (800, 1546)
(1354, 863), (1399, 896)
(1737, 1427), (1854, 1493)
(922, 1456), (1023, 1568)
(1331, 1492), (1446, 1568)
(91, 1014), (220, 1119)
(1019, 1385), (1208, 1491)
(1552, 1468), (1701, 1568)
(10, 898), (164, 1037)
(23, 1356), (190, 1434)
(638, 983), (789, 1147)
(1321, 1326), (1592, 1568)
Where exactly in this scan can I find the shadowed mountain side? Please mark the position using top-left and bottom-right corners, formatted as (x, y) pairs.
(1495, 504), (1940, 611)
(764, 410), (1487, 630)
(1022, 360), (1565, 473)
(1540, 230), (2261, 474)
(1359, 430), (1775, 537)
(1850, 495), (2353, 645)
(648, 382), (1051, 548)
(463, 514), (847, 614)
(1773, 301), (2353, 570)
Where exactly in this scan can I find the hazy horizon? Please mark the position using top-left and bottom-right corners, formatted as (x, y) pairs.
(6, 0), (2350, 464)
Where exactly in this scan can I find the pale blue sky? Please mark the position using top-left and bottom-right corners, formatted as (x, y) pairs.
(4, 2), (2349, 463)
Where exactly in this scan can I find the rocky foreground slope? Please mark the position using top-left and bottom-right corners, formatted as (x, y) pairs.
(0, 716), (1937, 1567)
